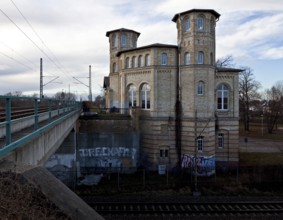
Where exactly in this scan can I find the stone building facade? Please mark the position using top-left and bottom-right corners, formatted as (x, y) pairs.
(103, 9), (241, 173)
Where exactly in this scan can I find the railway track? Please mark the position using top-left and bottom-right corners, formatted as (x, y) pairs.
(0, 106), (53, 122)
(90, 201), (283, 219)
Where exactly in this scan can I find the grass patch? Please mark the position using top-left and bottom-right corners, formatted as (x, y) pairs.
(240, 152), (283, 166)
(240, 122), (283, 141)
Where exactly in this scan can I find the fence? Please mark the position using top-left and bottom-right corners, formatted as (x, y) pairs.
(47, 165), (283, 195)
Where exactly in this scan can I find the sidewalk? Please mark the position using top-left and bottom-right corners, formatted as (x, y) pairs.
(239, 136), (283, 153)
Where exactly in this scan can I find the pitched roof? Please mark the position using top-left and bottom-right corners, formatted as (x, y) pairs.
(172, 9), (220, 22)
(106, 28), (140, 37)
(216, 67), (244, 72)
(116, 43), (177, 56)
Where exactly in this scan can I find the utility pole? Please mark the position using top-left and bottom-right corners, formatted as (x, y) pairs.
(73, 65), (92, 102)
(39, 58), (60, 98)
(40, 58), (43, 98)
(89, 65), (92, 102)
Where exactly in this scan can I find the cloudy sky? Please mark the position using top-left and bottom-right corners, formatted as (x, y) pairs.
(0, 0), (283, 99)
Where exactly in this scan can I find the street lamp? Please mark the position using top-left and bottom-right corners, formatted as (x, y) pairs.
(261, 114), (263, 136)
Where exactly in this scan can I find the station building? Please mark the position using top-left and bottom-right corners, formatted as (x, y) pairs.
(103, 9), (241, 173)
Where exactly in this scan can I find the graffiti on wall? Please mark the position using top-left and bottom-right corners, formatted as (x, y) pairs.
(79, 147), (136, 159)
(181, 154), (215, 176)
(78, 147), (137, 168)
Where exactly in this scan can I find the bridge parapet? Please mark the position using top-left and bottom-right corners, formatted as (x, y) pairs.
(0, 96), (81, 164)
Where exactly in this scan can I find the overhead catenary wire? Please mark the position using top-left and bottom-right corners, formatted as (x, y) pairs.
(0, 50), (34, 71)
(0, 41), (37, 70)
(0, 5), (91, 97)
(9, 0), (80, 83)
(0, 6), (76, 83)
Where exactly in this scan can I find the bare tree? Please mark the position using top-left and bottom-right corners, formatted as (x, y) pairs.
(93, 95), (105, 108)
(54, 91), (77, 101)
(216, 55), (235, 68)
(264, 81), (283, 133)
(239, 67), (261, 131)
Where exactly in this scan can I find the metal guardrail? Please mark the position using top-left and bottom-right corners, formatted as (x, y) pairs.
(0, 96), (81, 158)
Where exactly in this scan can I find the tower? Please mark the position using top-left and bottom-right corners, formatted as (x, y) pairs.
(172, 9), (221, 163)
(105, 28), (140, 108)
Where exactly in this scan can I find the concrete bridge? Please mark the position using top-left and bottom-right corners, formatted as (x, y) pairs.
(0, 96), (104, 220)
(0, 96), (81, 165)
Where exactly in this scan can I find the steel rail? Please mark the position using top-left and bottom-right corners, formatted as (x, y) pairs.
(89, 201), (283, 217)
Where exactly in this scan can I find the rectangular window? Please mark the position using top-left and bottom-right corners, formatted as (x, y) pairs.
(218, 133), (224, 148)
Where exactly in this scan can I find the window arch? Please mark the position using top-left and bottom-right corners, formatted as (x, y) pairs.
(112, 34), (117, 47)
(185, 52), (190, 65)
(197, 15), (204, 31)
(197, 81), (204, 95)
(121, 35), (127, 45)
(197, 51), (204, 64)
(145, 54), (150, 66)
(197, 136), (204, 152)
(161, 53), (167, 65)
(140, 83), (150, 109)
(217, 133), (224, 148)
(185, 18), (190, 31)
(125, 57), (130, 69)
(112, 62), (117, 72)
(138, 55), (143, 67)
(217, 84), (229, 110)
(132, 56), (136, 68)
(128, 84), (136, 107)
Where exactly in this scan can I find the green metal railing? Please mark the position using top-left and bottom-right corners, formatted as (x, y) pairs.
(0, 95), (81, 158)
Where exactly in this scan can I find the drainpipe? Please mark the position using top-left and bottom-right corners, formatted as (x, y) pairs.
(175, 14), (182, 168)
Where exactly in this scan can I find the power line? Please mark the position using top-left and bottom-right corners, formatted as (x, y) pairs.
(0, 41), (37, 69)
(0, 50), (34, 71)
(0, 7), (72, 82)
(9, 0), (78, 83)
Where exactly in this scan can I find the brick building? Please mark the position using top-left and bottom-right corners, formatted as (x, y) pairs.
(103, 9), (241, 173)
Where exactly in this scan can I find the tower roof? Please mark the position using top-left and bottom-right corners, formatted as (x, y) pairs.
(172, 9), (220, 22)
(106, 28), (140, 37)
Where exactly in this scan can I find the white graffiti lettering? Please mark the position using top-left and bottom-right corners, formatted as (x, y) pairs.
(79, 147), (137, 158)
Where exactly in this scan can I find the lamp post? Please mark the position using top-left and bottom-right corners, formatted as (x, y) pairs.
(261, 114), (263, 136)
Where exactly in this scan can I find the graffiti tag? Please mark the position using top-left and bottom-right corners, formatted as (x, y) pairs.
(79, 147), (137, 159)
(181, 154), (215, 176)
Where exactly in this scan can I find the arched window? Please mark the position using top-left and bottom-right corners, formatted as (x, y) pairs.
(198, 51), (204, 64)
(217, 133), (224, 148)
(197, 136), (204, 152)
(112, 62), (117, 72)
(185, 18), (190, 31)
(145, 54), (150, 66)
(121, 35), (127, 45)
(140, 83), (150, 109)
(138, 55), (143, 67)
(217, 84), (229, 110)
(128, 85), (136, 107)
(197, 81), (204, 95)
(132, 56), (136, 68)
(125, 57), (130, 69)
(112, 34), (117, 47)
(197, 15), (204, 31)
(185, 52), (190, 65)
(161, 53), (167, 65)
